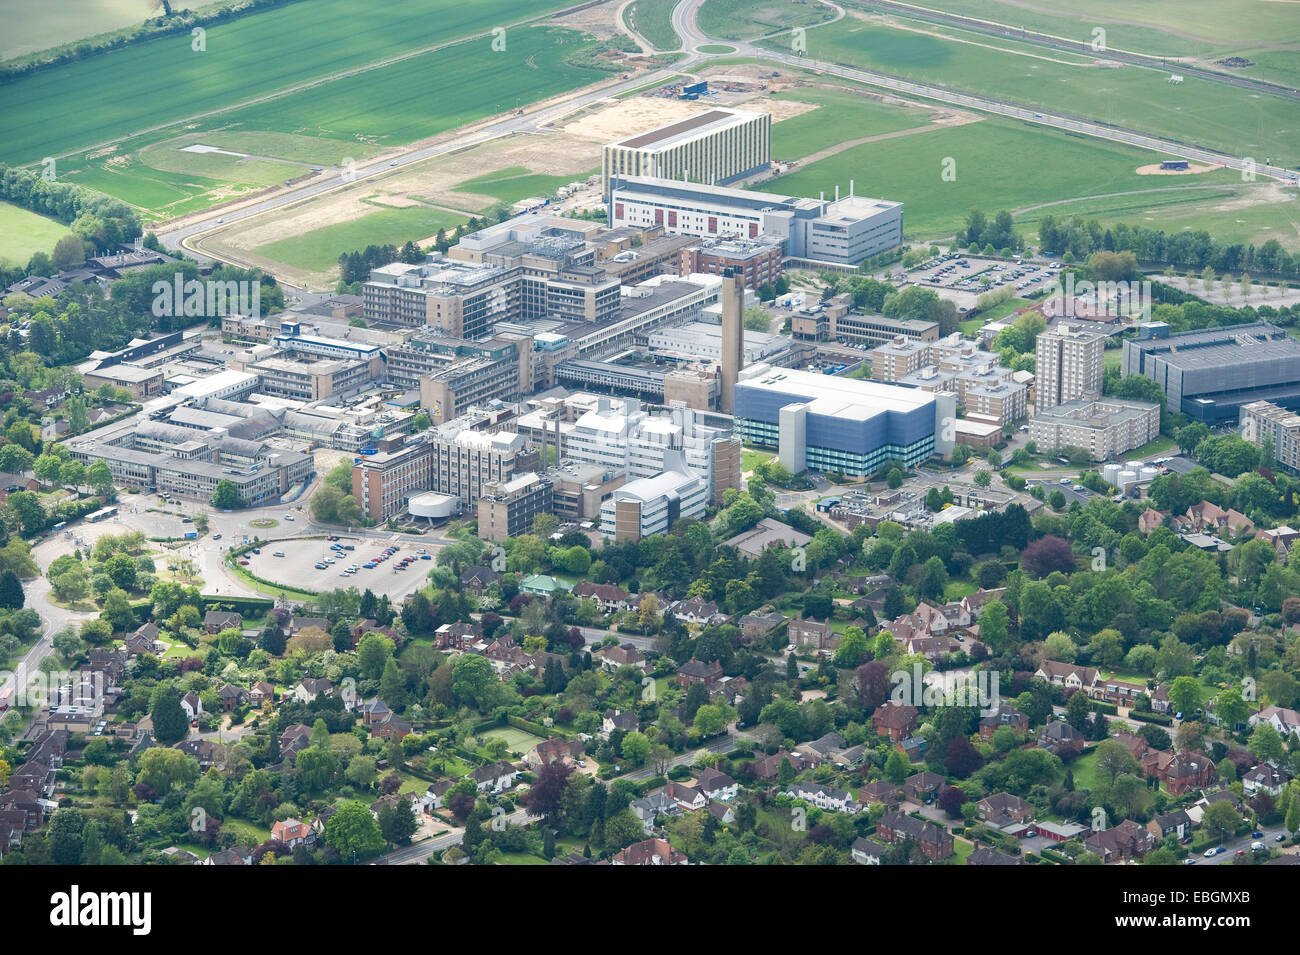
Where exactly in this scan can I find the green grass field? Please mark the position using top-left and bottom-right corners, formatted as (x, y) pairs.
(0, 0), (578, 164)
(0, 0), (165, 61)
(225, 27), (605, 148)
(697, 0), (836, 42)
(761, 116), (1245, 240)
(769, 85), (927, 158)
(29, 25), (609, 218)
(888, 0), (1300, 86)
(0, 201), (72, 266)
(624, 0), (681, 51)
(254, 205), (466, 273)
(1013, 184), (1300, 251)
(778, 17), (1300, 168)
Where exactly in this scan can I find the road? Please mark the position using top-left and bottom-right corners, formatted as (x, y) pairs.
(158, 0), (1295, 283)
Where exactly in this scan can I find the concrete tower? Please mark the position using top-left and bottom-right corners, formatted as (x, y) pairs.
(720, 266), (744, 413)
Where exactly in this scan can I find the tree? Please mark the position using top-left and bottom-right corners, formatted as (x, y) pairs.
(621, 731), (652, 767)
(973, 469), (992, 488)
(150, 685), (189, 743)
(977, 600), (1010, 652)
(136, 746), (199, 793)
(1201, 800), (1241, 845)
(51, 234), (86, 270)
(1094, 738), (1141, 785)
(0, 570), (23, 609)
(377, 800), (417, 846)
(523, 762), (573, 821)
(887, 468), (904, 489)
(325, 800), (386, 862)
(212, 479), (240, 510)
(1020, 535), (1076, 577)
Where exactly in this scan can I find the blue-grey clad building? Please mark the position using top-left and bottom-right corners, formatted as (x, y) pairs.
(734, 364), (950, 478)
(1121, 322), (1300, 424)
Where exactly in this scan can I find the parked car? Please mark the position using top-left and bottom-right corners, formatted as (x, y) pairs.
(273, 551), (285, 557)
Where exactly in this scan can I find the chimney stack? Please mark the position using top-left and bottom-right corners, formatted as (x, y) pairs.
(720, 267), (744, 414)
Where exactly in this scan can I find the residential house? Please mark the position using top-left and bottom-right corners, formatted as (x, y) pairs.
(203, 610), (243, 634)
(1250, 705), (1300, 740)
(630, 791), (679, 833)
(435, 621), (482, 652)
(180, 691), (202, 721)
(1035, 661), (1100, 694)
(788, 616), (833, 649)
(1242, 763), (1287, 797)
(1148, 809), (1191, 842)
(526, 737), (585, 769)
(968, 847), (1024, 865)
(293, 678), (333, 703)
(520, 574), (566, 598)
(249, 681), (276, 707)
(979, 704), (1029, 742)
(851, 836), (889, 865)
(872, 701), (919, 742)
(612, 837), (688, 865)
(1138, 508), (1165, 535)
(1085, 819), (1156, 863)
(602, 709), (638, 736)
(904, 771), (945, 805)
(748, 749), (818, 780)
(695, 768), (738, 802)
(737, 611), (788, 643)
(667, 781), (708, 812)
(594, 643), (647, 672)
(675, 658), (723, 689)
(784, 782), (858, 813)
(1038, 720), (1085, 757)
(858, 780), (901, 811)
(278, 723), (312, 758)
(469, 760), (518, 793)
(571, 582), (631, 614)
(217, 684), (248, 711)
(670, 596), (727, 627)
(459, 566), (502, 594)
(270, 818), (316, 849)
(876, 811), (954, 861)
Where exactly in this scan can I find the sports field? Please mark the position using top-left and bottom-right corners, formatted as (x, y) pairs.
(623, 0), (681, 51)
(254, 205), (466, 273)
(0, 201), (71, 266)
(0, 0), (577, 164)
(775, 16), (1300, 168)
(697, 0), (836, 42)
(761, 116), (1245, 240)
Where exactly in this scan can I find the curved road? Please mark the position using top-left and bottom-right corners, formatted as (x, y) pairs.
(161, 0), (1295, 283)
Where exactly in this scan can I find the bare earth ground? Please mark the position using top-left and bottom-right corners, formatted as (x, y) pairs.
(546, 0), (623, 41)
(1134, 162), (1218, 175)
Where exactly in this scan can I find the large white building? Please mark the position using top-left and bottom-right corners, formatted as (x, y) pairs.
(599, 457), (709, 541)
(609, 175), (903, 266)
(601, 108), (771, 199)
(646, 321), (784, 365)
(564, 397), (740, 504)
